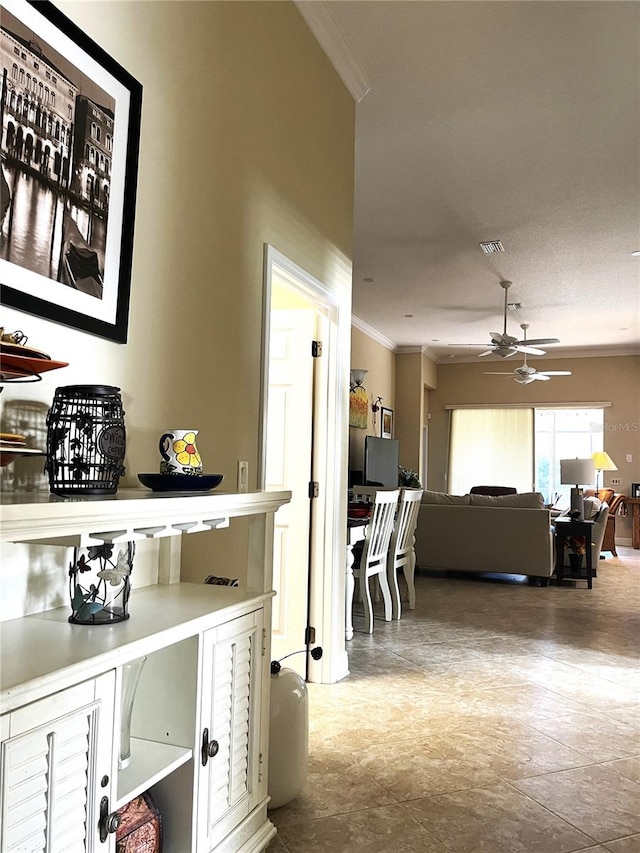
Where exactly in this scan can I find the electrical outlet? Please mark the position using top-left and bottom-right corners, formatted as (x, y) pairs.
(626, 454), (633, 463)
(237, 460), (248, 493)
(611, 477), (621, 485)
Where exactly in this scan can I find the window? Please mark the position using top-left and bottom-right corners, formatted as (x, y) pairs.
(448, 405), (606, 503)
(448, 408), (534, 494)
(535, 408), (604, 504)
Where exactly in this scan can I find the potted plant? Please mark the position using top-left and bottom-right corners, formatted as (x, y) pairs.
(567, 535), (586, 571)
(398, 466), (421, 488)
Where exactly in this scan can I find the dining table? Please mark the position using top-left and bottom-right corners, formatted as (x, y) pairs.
(345, 509), (370, 640)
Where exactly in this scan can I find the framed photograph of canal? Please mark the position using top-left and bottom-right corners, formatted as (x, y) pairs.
(0, 0), (142, 343)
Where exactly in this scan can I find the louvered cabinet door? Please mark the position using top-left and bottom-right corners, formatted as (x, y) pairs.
(196, 609), (263, 852)
(0, 673), (116, 853)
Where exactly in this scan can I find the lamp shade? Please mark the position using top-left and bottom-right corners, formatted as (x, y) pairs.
(560, 458), (595, 486)
(350, 368), (368, 389)
(592, 451), (618, 472)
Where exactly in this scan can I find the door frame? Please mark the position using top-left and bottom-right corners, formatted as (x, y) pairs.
(260, 244), (350, 684)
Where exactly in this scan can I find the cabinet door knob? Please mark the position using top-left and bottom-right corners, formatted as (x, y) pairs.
(201, 727), (220, 765)
(98, 796), (120, 842)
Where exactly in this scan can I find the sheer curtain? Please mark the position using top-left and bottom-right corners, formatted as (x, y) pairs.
(448, 408), (534, 495)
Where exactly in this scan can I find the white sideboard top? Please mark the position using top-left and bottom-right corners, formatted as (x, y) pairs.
(0, 488), (291, 545)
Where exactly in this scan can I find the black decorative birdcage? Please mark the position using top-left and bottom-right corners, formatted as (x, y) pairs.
(46, 385), (126, 495)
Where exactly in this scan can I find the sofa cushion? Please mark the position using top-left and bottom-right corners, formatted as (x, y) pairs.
(468, 491), (545, 509)
(422, 490), (470, 505)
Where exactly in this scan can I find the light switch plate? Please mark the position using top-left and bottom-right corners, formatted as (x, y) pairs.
(611, 477), (621, 485)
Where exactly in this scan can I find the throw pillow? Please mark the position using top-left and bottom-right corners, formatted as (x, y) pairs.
(468, 492), (545, 509)
(583, 496), (602, 519)
(421, 490), (470, 505)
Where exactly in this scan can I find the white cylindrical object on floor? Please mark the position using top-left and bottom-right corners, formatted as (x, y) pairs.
(268, 667), (308, 809)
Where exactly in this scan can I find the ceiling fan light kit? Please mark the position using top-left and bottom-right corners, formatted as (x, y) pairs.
(450, 282), (560, 358)
(484, 323), (572, 384)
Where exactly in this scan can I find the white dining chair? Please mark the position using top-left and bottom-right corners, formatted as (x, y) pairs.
(351, 485), (395, 502)
(352, 488), (399, 634)
(387, 488), (423, 619)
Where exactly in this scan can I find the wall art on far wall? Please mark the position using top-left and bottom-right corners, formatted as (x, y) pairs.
(0, 0), (142, 343)
(349, 386), (368, 429)
(381, 406), (393, 439)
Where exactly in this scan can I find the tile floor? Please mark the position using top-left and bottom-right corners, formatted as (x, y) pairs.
(267, 547), (640, 853)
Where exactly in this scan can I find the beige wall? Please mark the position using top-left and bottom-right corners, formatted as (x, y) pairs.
(348, 326), (395, 473)
(428, 354), (640, 539)
(1, 2), (354, 596)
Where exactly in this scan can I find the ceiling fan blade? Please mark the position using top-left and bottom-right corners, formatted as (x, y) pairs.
(478, 349), (497, 357)
(532, 373), (551, 381)
(514, 337), (560, 347)
(539, 371), (572, 376)
(514, 345), (546, 356)
(483, 372), (514, 375)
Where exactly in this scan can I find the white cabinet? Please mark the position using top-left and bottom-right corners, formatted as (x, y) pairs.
(196, 610), (264, 853)
(1, 673), (116, 853)
(0, 490), (290, 853)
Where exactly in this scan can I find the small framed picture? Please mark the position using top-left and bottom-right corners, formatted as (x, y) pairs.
(380, 406), (393, 439)
(632, 483), (640, 499)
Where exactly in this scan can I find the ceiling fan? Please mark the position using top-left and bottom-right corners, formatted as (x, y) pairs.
(450, 281), (560, 358)
(484, 324), (572, 384)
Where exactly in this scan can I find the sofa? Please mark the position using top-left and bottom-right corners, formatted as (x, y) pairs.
(414, 490), (554, 582)
(414, 490), (610, 585)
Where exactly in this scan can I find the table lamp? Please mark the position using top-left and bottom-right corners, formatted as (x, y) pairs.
(560, 458), (595, 520)
(591, 451), (617, 492)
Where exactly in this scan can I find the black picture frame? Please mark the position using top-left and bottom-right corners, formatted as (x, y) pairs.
(0, 0), (142, 343)
(380, 406), (393, 439)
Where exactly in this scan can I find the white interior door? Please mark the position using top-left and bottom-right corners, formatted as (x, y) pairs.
(266, 308), (315, 676)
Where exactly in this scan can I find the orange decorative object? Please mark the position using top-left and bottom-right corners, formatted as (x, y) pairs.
(116, 791), (162, 852)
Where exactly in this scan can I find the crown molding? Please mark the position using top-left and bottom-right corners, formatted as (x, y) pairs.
(437, 345), (640, 365)
(294, 1), (371, 102)
(351, 315), (396, 351)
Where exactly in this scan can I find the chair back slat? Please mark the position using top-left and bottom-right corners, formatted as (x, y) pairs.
(364, 491), (399, 566)
(391, 488), (423, 561)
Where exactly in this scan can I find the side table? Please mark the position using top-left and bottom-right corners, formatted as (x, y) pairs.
(622, 497), (640, 549)
(554, 517), (595, 589)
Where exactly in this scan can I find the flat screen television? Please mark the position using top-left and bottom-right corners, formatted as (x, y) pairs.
(364, 436), (399, 487)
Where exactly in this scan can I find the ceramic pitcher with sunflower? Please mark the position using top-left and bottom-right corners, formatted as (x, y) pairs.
(159, 429), (203, 475)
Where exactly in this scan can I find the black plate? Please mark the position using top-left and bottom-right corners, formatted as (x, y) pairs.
(138, 473), (224, 492)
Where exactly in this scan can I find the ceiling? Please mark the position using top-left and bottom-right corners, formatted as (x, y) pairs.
(297, 1), (640, 363)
